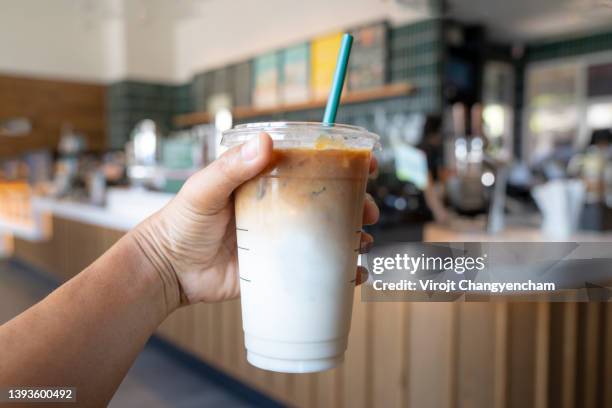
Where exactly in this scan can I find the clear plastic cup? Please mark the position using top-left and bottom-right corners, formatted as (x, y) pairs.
(222, 122), (379, 373)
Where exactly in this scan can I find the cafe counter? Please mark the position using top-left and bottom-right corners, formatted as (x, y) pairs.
(7, 191), (612, 408)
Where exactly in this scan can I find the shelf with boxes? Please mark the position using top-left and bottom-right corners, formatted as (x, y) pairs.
(174, 82), (414, 127)
(175, 21), (422, 127)
(0, 182), (51, 245)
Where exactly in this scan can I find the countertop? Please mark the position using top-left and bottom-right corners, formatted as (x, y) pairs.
(424, 221), (612, 242)
(0, 188), (174, 249)
(32, 188), (174, 231)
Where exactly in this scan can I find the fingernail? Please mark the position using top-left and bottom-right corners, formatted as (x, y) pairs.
(360, 239), (373, 253)
(356, 268), (368, 285)
(360, 269), (368, 284)
(241, 136), (260, 161)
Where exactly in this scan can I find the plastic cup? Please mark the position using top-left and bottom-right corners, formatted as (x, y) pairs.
(221, 122), (379, 373)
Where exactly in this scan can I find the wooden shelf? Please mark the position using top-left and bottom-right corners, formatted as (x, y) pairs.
(174, 82), (414, 127)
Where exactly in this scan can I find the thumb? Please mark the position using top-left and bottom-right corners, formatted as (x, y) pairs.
(180, 132), (273, 213)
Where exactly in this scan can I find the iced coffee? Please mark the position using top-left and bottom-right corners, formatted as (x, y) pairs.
(222, 122), (378, 373)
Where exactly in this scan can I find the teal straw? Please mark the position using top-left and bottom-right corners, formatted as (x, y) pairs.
(323, 33), (353, 125)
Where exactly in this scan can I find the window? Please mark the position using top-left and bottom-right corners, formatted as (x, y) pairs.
(586, 102), (612, 130)
(525, 62), (579, 161)
(527, 63), (577, 108)
(525, 54), (612, 161)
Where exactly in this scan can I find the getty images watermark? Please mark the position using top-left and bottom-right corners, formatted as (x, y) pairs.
(360, 242), (612, 302)
(371, 252), (555, 293)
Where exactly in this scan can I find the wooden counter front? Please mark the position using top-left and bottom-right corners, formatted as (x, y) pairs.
(13, 216), (612, 408)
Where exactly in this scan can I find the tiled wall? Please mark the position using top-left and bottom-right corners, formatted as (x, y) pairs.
(106, 81), (192, 149)
(389, 18), (443, 113)
(526, 30), (612, 62)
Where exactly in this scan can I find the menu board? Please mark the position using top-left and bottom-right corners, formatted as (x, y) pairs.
(253, 52), (281, 108)
(310, 32), (342, 100)
(527, 63), (577, 108)
(349, 22), (387, 91)
(281, 43), (310, 104)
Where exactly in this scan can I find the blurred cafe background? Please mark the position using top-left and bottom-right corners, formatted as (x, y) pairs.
(0, 0), (611, 407)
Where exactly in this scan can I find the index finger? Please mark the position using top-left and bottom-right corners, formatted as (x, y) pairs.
(369, 155), (378, 175)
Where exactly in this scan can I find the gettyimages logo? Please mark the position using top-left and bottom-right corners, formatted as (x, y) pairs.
(372, 253), (487, 275)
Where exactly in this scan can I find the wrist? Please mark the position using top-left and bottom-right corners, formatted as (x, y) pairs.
(128, 213), (183, 315)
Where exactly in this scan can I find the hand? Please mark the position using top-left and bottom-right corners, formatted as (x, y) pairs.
(131, 133), (379, 313)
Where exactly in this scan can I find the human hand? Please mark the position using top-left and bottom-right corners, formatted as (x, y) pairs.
(131, 132), (379, 313)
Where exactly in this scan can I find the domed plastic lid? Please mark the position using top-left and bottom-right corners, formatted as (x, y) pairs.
(221, 121), (380, 150)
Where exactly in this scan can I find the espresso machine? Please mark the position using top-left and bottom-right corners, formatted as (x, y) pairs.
(446, 103), (488, 215)
(126, 119), (162, 188)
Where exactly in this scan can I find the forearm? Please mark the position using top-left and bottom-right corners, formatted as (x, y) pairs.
(0, 231), (173, 406)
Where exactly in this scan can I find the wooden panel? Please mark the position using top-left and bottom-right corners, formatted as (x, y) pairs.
(290, 373), (315, 407)
(604, 303), (612, 408)
(315, 366), (340, 407)
(506, 303), (537, 408)
(562, 303), (578, 408)
(372, 301), (406, 408)
(456, 303), (496, 408)
(407, 303), (456, 408)
(578, 303), (601, 408)
(12, 224), (60, 276)
(13, 216), (122, 279)
(12, 216), (612, 408)
(0, 74), (106, 158)
(220, 299), (240, 373)
(342, 289), (369, 408)
(177, 306), (196, 352)
(190, 303), (205, 359)
(534, 303), (550, 408)
(493, 303), (508, 408)
(267, 373), (290, 406)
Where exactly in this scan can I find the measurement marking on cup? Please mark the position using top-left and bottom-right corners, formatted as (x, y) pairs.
(236, 227), (249, 232)
(240, 277), (251, 283)
(238, 246), (250, 251)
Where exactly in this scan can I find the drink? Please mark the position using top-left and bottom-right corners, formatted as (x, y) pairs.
(222, 122), (378, 373)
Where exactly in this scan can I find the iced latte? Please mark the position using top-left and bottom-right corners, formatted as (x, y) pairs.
(222, 122), (378, 373)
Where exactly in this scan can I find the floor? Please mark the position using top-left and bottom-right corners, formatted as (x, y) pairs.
(0, 259), (269, 408)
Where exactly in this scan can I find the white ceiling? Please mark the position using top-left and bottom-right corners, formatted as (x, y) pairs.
(0, 0), (429, 83)
(447, 0), (612, 43)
